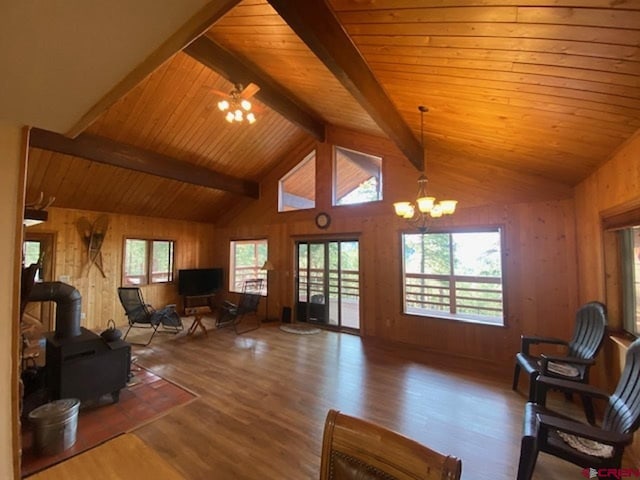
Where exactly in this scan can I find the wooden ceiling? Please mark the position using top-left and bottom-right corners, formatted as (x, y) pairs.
(26, 0), (640, 223)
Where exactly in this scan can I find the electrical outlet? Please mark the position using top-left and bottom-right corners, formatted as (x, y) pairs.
(81, 312), (86, 320)
(59, 275), (70, 283)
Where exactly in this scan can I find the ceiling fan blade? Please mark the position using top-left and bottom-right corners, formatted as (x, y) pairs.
(240, 82), (260, 99)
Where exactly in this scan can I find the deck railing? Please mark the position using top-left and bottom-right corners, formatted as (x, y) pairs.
(404, 273), (503, 324)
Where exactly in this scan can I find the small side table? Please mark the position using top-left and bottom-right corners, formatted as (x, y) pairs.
(185, 306), (211, 336)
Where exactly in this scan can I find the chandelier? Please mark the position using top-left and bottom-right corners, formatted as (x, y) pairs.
(393, 106), (457, 232)
(217, 83), (256, 124)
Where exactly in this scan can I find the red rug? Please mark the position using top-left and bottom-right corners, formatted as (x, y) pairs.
(21, 364), (196, 478)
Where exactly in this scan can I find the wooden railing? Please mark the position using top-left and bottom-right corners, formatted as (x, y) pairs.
(298, 268), (359, 302)
(405, 272), (503, 323)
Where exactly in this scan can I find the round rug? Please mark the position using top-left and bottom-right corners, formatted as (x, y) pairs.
(279, 324), (321, 335)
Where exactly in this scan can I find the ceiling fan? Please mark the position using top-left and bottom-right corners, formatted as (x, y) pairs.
(208, 82), (261, 124)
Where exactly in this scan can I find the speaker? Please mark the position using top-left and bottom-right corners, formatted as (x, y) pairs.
(281, 306), (292, 323)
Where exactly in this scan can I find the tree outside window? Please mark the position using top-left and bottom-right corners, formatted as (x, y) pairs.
(123, 238), (174, 286)
(229, 239), (268, 294)
(402, 229), (504, 325)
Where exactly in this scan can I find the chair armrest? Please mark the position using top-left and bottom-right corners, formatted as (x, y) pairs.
(537, 413), (632, 445)
(521, 335), (567, 354)
(540, 354), (594, 366)
(222, 300), (237, 309)
(536, 375), (610, 401)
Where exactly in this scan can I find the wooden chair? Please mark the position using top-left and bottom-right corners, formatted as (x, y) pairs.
(512, 301), (607, 424)
(516, 338), (640, 480)
(117, 287), (183, 345)
(320, 409), (462, 480)
(218, 278), (264, 334)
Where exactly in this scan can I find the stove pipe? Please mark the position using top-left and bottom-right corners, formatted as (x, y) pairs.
(28, 282), (82, 338)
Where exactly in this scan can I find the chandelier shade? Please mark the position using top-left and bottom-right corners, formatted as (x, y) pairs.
(393, 106), (457, 231)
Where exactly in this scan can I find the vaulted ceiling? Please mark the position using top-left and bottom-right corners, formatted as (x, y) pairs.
(18, 0), (640, 223)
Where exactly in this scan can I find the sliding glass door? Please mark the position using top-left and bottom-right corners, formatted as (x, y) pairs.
(295, 239), (360, 331)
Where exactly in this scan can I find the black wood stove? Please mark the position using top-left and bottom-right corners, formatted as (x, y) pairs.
(29, 282), (131, 403)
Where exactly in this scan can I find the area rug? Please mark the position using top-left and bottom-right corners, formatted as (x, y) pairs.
(21, 364), (197, 478)
(280, 324), (322, 335)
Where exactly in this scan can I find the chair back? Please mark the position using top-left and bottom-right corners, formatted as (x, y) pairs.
(320, 409), (461, 480)
(117, 287), (152, 324)
(603, 338), (640, 435)
(237, 279), (264, 315)
(567, 301), (607, 360)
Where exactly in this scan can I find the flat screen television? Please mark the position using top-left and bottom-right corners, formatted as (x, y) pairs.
(178, 268), (224, 296)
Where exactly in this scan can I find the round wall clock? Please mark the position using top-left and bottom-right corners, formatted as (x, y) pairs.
(315, 212), (331, 229)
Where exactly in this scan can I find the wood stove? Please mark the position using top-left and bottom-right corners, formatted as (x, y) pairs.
(29, 282), (131, 403)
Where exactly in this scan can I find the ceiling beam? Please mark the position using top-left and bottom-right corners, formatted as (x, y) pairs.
(66, 0), (243, 138)
(267, 0), (423, 171)
(30, 128), (259, 199)
(184, 36), (326, 141)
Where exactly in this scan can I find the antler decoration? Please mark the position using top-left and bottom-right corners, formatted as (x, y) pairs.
(26, 192), (56, 210)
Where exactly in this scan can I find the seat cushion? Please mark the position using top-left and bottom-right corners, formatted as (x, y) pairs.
(545, 361), (580, 378)
(556, 431), (614, 458)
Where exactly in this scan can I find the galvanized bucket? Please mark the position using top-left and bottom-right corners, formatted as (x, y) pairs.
(28, 398), (80, 455)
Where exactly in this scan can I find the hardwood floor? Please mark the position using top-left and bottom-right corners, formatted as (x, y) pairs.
(112, 322), (620, 479)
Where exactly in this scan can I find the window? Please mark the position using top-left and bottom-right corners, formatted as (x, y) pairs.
(333, 146), (382, 206)
(279, 151), (316, 212)
(23, 240), (43, 282)
(229, 239), (268, 293)
(621, 226), (640, 335)
(401, 229), (504, 325)
(123, 238), (174, 286)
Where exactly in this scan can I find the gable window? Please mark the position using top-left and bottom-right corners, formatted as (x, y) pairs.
(229, 239), (268, 294)
(279, 151), (316, 212)
(401, 229), (505, 326)
(123, 238), (174, 286)
(333, 146), (382, 206)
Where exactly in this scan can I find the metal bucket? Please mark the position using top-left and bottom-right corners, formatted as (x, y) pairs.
(28, 398), (80, 455)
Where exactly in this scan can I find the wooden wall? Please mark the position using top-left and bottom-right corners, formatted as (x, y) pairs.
(574, 129), (640, 461)
(25, 207), (217, 331)
(214, 127), (579, 371)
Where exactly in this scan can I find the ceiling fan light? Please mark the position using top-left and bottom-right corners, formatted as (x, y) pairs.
(234, 109), (243, 121)
(225, 111), (234, 123)
(247, 112), (256, 124)
(241, 99), (252, 111)
(218, 100), (229, 111)
(439, 200), (458, 215)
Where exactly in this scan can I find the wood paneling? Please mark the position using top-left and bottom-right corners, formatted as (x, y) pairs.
(26, 1), (640, 222)
(213, 128), (578, 366)
(574, 129), (640, 461)
(25, 207), (217, 332)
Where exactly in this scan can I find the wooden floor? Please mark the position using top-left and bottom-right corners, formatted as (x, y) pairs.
(51, 321), (633, 479)
(26, 434), (185, 479)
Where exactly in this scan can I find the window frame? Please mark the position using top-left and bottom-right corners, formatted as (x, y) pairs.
(332, 145), (383, 207)
(122, 237), (175, 287)
(278, 150), (316, 212)
(400, 226), (507, 327)
(229, 238), (268, 294)
(602, 202), (640, 337)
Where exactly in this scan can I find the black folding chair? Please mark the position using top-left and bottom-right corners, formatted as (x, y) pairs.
(218, 279), (264, 334)
(117, 287), (183, 345)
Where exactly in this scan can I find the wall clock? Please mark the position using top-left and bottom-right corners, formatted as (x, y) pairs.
(315, 212), (331, 229)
